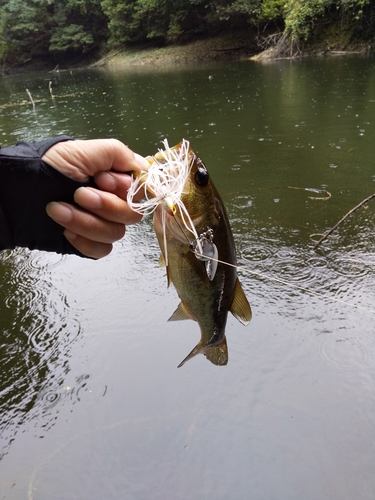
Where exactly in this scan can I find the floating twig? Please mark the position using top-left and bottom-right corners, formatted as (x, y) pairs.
(288, 186), (331, 201)
(313, 192), (375, 250)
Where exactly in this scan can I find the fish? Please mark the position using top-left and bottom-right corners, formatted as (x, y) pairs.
(127, 139), (251, 367)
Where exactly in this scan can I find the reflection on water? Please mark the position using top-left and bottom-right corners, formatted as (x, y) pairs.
(1, 57), (375, 499)
(0, 250), (81, 459)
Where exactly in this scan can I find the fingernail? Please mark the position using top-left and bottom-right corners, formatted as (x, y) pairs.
(134, 153), (150, 170)
(46, 202), (73, 223)
(75, 187), (101, 209)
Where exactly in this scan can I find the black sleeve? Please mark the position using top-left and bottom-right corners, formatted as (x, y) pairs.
(0, 136), (96, 257)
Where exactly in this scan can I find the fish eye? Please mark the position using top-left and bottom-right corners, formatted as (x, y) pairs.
(195, 167), (209, 187)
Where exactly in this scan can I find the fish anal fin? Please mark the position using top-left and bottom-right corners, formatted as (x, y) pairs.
(177, 337), (228, 368)
(159, 253), (166, 268)
(204, 337), (228, 366)
(177, 342), (205, 368)
(168, 302), (192, 322)
(230, 278), (252, 325)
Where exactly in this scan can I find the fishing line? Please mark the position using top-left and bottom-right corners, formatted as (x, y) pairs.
(192, 250), (375, 315)
(128, 139), (375, 315)
(170, 209), (374, 314)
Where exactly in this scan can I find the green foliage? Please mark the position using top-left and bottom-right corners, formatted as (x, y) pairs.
(281, 0), (371, 40)
(49, 25), (94, 52)
(0, 0), (50, 62)
(283, 0), (332, 39)
(213, 0), (259, 19)
(0, 0), (108, 63)
(0, 0), (373, 65)
(101, 0), (212, 47)
(254, 0), (284, 22)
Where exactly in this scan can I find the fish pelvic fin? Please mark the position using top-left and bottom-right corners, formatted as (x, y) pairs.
(177, 337), (228, 368)
(230, 278), (252, 325)
(168, 302), (192, 321)
(158, 253), (172, 287)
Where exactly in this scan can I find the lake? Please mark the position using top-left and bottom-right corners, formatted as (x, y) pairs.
(1, 55), (375, 500)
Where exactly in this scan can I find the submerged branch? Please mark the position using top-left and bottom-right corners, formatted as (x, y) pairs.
(313, 193), (375, 250)
(26, 88), (35, 111)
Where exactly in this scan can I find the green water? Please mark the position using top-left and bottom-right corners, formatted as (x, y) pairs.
(1, 56), (375, 499)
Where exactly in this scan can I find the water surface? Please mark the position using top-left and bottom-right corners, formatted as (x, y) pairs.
(1, 56), (375, 499)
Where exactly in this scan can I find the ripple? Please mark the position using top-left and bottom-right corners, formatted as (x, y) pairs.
(39, 390), (63, 409)
(27, 251), (67, 270)
(36, 374), (108, 414)
(241, 242), (274, 262)
(0, 249), (83, 459)
(317, 330), (373, 371)
(305, 253), (329, 269)
(271, 247), (319, 286)
(327, 255), (373, 279)
(57, 374), (109, 405)
(75, 381), (108, 403)
(277, 260), (314, 283)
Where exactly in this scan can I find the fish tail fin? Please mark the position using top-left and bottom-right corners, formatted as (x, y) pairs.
(177, 337), (228, 368)
(204, 337), (228, 366)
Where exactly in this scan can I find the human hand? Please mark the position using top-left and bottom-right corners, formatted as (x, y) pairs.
(44, 139), (149, 258)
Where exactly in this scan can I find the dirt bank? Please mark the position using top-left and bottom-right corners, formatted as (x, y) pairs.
(90, 32), (260, 70)
(91, 30), (372, 71)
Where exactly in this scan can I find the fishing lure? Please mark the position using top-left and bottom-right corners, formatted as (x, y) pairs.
(127, 139), (218, 276)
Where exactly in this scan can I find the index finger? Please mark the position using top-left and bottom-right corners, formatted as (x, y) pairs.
(42, 138), (149, 181)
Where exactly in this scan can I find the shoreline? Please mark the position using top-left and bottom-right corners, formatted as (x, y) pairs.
(91, 37), (371, 72)
(90, 32), (259, 70)
(2, 31), (372, 76)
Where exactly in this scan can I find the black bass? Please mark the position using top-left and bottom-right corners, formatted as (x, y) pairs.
(128, 140), (251, 367)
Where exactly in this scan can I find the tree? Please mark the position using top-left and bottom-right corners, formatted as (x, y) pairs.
(0, 0), (108, 64)
(0, 0), (51, 62)
(100, 0), (214, 47)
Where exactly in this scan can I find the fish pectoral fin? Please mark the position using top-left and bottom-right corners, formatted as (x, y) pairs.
(177, 337), (228, 368)
(230, 278), (252, 325)
(168, 302), (191, 322)
(204, 337), (228, 366)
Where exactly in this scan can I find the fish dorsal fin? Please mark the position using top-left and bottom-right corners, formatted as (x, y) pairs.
(168, 302), (191, 322)
(204, 337), (228, 366)
(230, 278), (252, 325)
